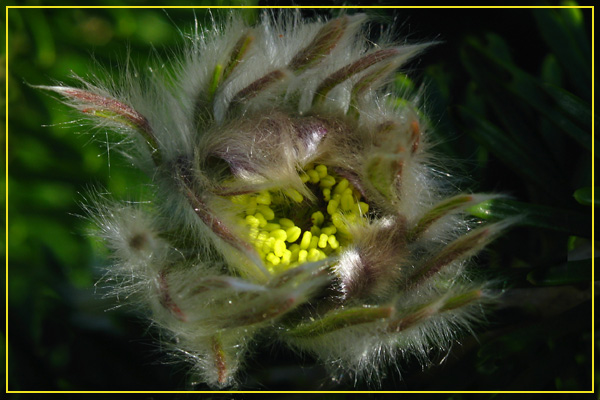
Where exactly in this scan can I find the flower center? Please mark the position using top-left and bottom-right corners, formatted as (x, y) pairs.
(228, 164), (370, 274)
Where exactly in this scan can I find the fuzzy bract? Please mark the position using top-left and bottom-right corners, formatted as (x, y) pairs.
(41, 11), (512, 388)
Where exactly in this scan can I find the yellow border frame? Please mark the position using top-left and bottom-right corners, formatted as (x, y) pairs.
(4, 4), (595, 395)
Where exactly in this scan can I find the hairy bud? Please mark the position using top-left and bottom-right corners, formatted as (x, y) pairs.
(41, 11), (514, 388)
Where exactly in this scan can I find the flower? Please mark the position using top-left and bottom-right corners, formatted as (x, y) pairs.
(39, 11), (513, 388)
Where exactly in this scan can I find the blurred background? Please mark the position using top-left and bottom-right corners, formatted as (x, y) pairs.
(4, 0), (594, 395)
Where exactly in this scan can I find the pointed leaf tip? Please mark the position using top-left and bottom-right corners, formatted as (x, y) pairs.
(289, 16), (349, 72)
(38, 85), (162, 165)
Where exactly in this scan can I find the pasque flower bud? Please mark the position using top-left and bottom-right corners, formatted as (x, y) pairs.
(40, 11), (514, 388)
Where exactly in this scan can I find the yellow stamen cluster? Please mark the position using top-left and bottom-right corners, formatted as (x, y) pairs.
(230, 165), (370, 274)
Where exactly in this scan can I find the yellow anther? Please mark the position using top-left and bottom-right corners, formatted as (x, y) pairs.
(315, 164), (328, 178)
(331, 212), (349, 234)
(307, 248), (321, 262)
(327, 199), (339, 215)
(285, 188), (304, 203)
(289, 244), (300, 259)
(248, 227), (259, 239)
(285, 226), (302, 242)
(233, 165), (370, 267)
(279, 218), (294, 228)
(256, 205), (275, 220)
(264, 222), (281, 231)
(341, 193), (354, 211)
(357, 201), (369, 214)
(300, 172), (310, 183)
(254, 212), (267, 227)
(256, 191), (271, 205)
(245, 215), (260, 228)
(281, 249), (292, 265)
(318, 233), (329, 248)
(311, 211), (325, 226)
(246, 197), (257, 215)
(321, 225), (337, 235)
(266, 252), (281, 266)
(270, 229), (287, 241)
(262, 236), (276, 253)
(333, 178), (349, 195)
(328, 235), (340, 249)
(298, 249), (308, 263)
(307, 169), (320, 183)
(273, 239), (286, 257)
(230, 194), (249, 204)
(300, 231), (312, 249)
(319, 175), (336, 188)
(256, 231), (268, 245)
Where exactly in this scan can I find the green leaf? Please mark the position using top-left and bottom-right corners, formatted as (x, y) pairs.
(441, 289), (483, 311)
(527, 259), (591, 286)
(409, 194), (488, 240)
(314, 46), (425, 106)
(541, 54), (563, 86)
(541, 83), (593, 132)
(27, 10), (56, 68)
(410, 225), (495, 285)
(38, 86), (163, 165)
(512, 79), (591, 152)
(394, 73), (416, 95)
(532, 9), (590, 99)
(289, 16), (350, 73)
(573, 187), (595, 206)
(467, 198), (590, 238)
(466, 37), (592, 153)
(460, 39), (569, 177)
(286, 306), (393, 339)
(458, 107), (560, 196)
(557, 4), (592, 70)
(506, 69), (592, 152)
